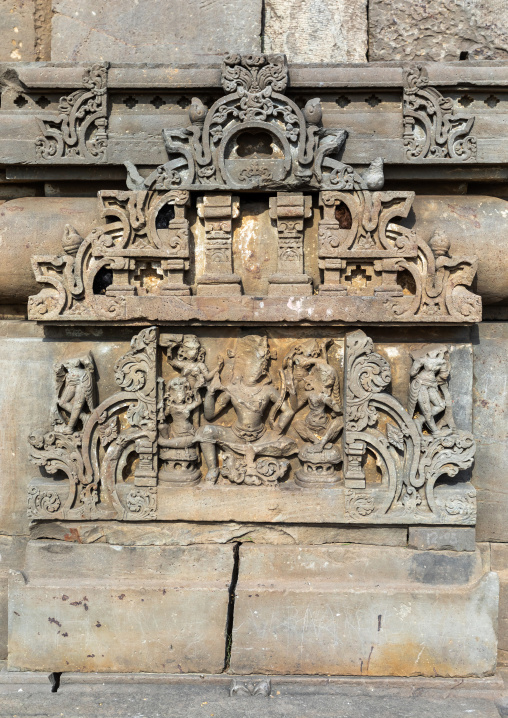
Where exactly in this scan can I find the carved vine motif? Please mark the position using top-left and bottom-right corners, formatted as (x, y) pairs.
(403, 65), (476, 162)
(35, 63), (108, 162)
(124, 53), (384, 192)
(318, 190), (481, 322)
(27, 329), (476, 525)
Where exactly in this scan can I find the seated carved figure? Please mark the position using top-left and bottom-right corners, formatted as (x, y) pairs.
(195, 335), (296, 484)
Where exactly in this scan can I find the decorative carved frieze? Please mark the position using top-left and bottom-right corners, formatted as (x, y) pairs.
(124, 53), (384, 192)
(317, 190), (481, 321)
(27, 186), (481, 323)
(27, 327), (476, 526)
(35, 63), (108, 162)
(403, 65), (476, 162)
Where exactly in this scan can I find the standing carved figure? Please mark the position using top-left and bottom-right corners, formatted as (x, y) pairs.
(408, 345), (455, 435)
(51, 354), (95, 434)
(196, 335), (296, 484)
(293, 361), (343, 452)
(167, 334), (223, 391)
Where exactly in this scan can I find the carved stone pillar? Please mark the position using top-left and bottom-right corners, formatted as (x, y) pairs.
(268, 192), (313, 296)
(317, 191), (348, 294)
(196, 194), (241, 296)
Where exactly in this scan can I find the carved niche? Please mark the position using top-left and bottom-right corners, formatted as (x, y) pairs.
(27, 327), (476, 526)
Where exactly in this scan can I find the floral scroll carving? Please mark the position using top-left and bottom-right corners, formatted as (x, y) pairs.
(35, 63), (108, 162)
(125, 53), (384, 192)
(403, 65), (476, 162)
(27, 328), (476, 526)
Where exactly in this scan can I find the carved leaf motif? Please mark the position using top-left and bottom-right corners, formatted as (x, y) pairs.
(98, 414), (119, 447)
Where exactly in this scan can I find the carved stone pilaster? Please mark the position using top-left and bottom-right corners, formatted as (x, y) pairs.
(268, 192), (313, 295)
(196, 194), (241, 296)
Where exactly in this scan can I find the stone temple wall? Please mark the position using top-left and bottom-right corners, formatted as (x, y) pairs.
(0, 0), (507, 677)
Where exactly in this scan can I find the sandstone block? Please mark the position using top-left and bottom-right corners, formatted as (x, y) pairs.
(231, 545), (498, 676)
(0, 536), (26, 660)
(30, 520), (408, 547)
(264, 0), (367, 63)
(408, 527), (476, 553)
(8, 541), (233, 672)
(51, 0), (261, 63)
(0, 0), (36, 61)
(369, 0), (508, 62)
(472, 323), (508, 542)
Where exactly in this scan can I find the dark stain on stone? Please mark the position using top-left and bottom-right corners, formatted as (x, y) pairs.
(378, 614), (382, 631)
(62, 595), (69, 601)
(118, 594), (125, 600)
(409, 553), (474, 584)
(48, 617), (61, 627)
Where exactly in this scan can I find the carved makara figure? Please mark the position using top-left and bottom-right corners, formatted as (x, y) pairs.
(51, 354), (95, 433)
(196, 335), (296, 485)
(408, 345), (455, 436)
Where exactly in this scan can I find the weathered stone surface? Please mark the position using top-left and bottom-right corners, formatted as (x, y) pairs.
(408, 196), (508, 306)
(489, 544), (508, 656)
(0, 0), (36, 61)
(264, 0), (367, 63)
(30, 521), (408, 547)
(8, 541), (233, 672)
(231, 545), (498, 676)
(0, 681), (503, 718)
(51, 0), (261, 62)
(0, 536), (26, 660)
(369, 0), (508, 62)
(472, 323), (508, 542)
(0, 197), (97, 304)
(408, 527), (476, 552)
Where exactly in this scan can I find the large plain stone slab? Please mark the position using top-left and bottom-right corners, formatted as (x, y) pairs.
(0, 0), (36, 61)
(369, 0), (508, 61)
(264, 0), (367, 63)
(231, 545), (498, 676)
(51, 0), (261, 62)
(472, 323), (508, 542)
(8, 541), (233, 672)
(30, 520), (408, 547)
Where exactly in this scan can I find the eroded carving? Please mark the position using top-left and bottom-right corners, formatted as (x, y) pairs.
(403, 65), (476, 162)
(35, 63), (108, 162)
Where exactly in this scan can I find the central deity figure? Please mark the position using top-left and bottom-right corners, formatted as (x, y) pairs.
(196, 335), (296, 483)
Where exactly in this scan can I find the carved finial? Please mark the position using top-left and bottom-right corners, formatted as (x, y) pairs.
(61, 225), (84, 256)
(429, 229), (451, 257)
(189, 97), (207, 125)
(303, 98), (322, 125)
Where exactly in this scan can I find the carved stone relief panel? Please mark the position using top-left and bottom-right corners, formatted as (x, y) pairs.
(27, 327), (476, 526)
(27, 186), (481, 323)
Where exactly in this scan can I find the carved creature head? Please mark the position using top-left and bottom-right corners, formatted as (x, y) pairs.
(410, 345), (450, 378)
(177, 335), (205, 363)
(164, 376), (193, 410)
